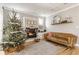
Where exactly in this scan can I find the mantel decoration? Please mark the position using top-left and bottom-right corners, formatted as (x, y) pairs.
(51, 15), (73, 25)
(3, 8), (26, 50)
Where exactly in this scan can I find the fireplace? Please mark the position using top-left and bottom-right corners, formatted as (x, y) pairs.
(25, 28), (38, 38)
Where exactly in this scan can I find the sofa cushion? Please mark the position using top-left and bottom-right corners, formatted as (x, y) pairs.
(54, 36), (69, 41)
(49, 37), (68, 45)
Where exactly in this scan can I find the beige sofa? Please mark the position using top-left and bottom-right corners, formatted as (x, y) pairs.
(44, 32), (77, 48)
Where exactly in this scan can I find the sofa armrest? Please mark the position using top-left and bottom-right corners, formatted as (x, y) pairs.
(67, 36), (77, 47)
(43, 33), (48, 40)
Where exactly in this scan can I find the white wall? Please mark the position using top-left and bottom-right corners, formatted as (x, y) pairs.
(46, 6), (79, 44)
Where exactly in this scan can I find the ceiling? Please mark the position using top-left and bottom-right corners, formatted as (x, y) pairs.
(1, 3), (79, 17)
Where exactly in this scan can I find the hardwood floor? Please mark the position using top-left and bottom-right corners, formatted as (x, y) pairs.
(57, 47), (79, 55)
(4, 39), (79, 55)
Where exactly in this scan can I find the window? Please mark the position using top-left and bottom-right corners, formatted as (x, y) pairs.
(39, 18), (44, 25)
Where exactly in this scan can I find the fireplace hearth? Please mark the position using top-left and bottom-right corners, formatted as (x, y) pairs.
(25, 28), (38, 38)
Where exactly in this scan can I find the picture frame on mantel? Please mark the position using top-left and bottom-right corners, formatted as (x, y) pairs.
(51, 15), (73, 25)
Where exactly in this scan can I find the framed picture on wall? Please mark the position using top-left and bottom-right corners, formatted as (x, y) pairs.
(52, 15), (73, 25)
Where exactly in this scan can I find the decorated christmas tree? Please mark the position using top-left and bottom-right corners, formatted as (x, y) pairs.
(3, 9), (26, 48)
